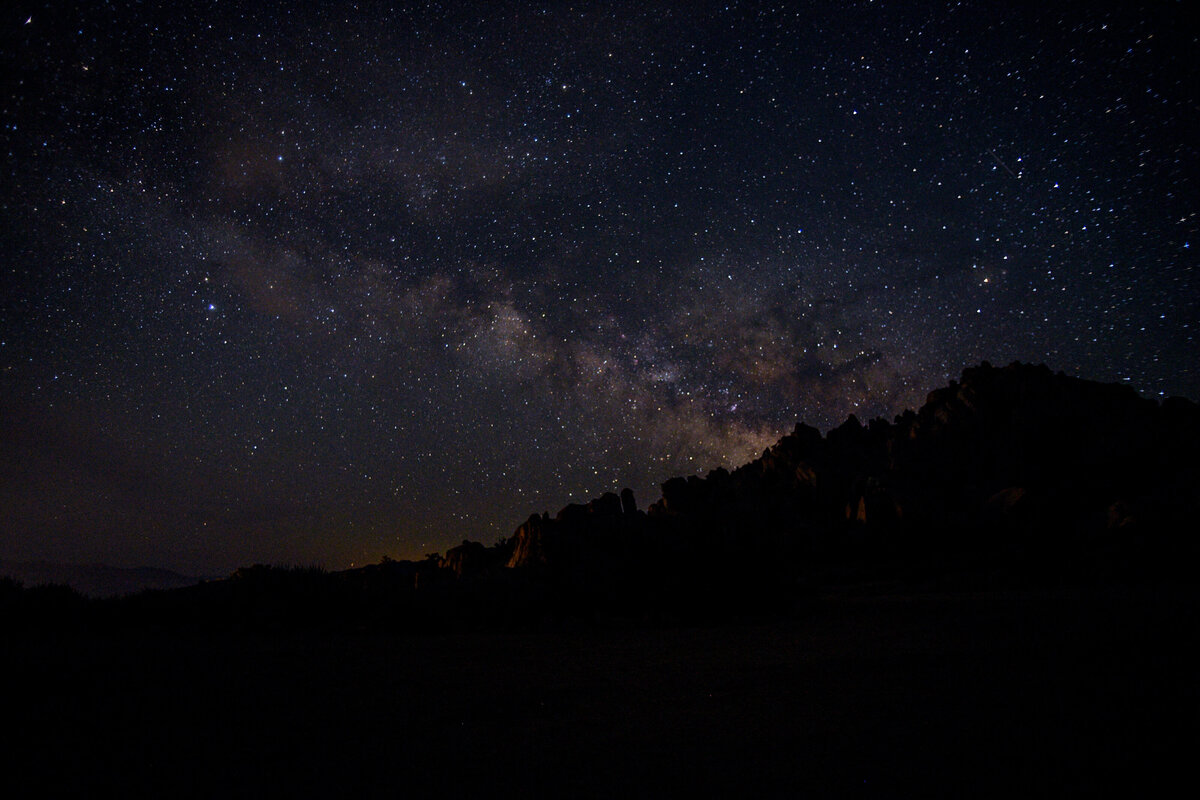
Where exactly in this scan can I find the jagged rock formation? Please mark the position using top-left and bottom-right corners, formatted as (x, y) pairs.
(505, 362), (1200, 593)
(506, 492), (640, 570)
(440, 540), (488, 577)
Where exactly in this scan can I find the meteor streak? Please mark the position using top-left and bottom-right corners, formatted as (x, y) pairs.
(986, 148), (1020, 179)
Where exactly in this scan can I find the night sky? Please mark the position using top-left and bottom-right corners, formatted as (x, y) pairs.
(2, 1), (1196, 574)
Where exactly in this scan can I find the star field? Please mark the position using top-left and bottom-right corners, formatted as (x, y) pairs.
(2, 1), (1196, 573)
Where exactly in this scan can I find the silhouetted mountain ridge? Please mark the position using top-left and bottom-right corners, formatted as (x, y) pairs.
(5, 361), (1196, 630)
(497, 361), (1199, 599)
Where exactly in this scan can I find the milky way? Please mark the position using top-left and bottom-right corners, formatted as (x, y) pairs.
(2, 1), (1196, 572)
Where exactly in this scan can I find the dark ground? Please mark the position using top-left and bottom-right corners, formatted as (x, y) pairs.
(6, 583), (1196, 798)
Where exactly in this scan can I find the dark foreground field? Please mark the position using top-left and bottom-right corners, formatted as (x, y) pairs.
(6, 583), (1196, 798)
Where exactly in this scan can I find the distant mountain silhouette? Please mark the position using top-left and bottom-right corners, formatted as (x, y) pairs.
(0, 560), (206, 598)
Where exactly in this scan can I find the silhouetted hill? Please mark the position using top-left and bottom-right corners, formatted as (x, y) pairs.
(0, 560), (206, 598)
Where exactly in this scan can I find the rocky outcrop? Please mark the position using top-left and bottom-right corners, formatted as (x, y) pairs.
(620, 487), (638, 516)
(502, 361), (1200, 592)
(506, 490), (644, 572)
(506, 514), (552, 569)
(440, 540), (488, 577)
